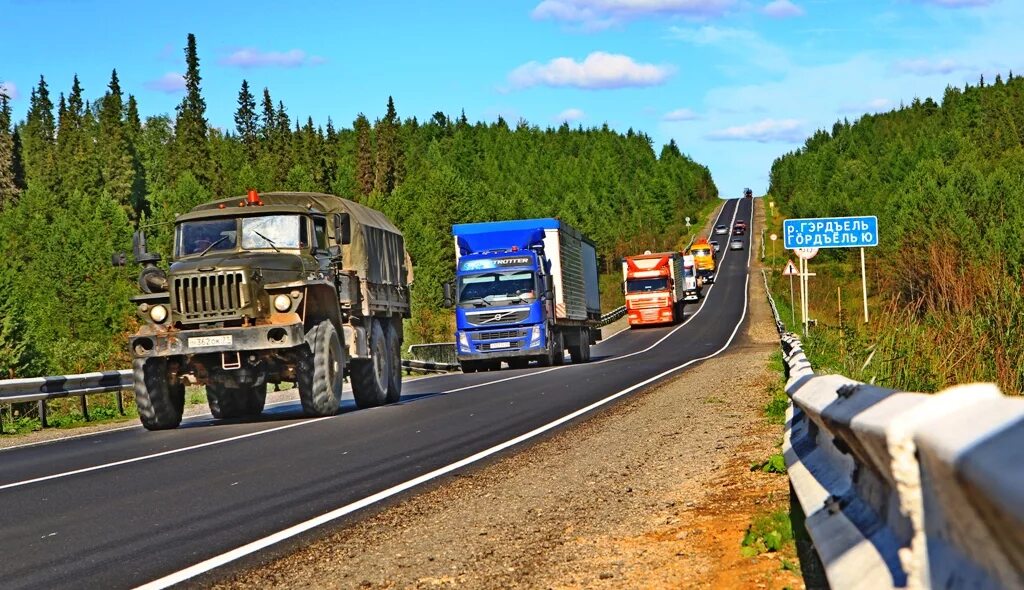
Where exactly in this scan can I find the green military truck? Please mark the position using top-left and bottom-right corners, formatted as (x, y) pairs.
(122, 191), (412, 430)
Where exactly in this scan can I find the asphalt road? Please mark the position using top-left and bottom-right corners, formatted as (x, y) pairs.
(0, 198), (753, 590)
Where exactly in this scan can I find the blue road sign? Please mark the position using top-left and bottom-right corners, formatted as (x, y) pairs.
(783, 215), (878, 249)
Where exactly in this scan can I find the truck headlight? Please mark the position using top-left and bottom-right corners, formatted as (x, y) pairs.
(458, 331), (470, 352)
(273, 294), (292, 312)
(149, 304), (168, 323)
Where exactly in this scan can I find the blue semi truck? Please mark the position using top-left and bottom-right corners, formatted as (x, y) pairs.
(445, 219), (602, 372)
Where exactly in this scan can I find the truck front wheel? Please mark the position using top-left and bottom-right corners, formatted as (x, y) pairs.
(206, 383), (267, 419)
(351, 319), (391, 408)
(297, 320), (344, 417)
(133, 358), (185, 430)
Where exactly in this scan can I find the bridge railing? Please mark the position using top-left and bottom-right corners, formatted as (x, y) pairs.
(761, 269), (1024, 589)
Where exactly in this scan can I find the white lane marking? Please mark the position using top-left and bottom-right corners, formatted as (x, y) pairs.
(0, 418), (332, 491)
(0, 202), (742, 481)
(136, 203), (753, 590)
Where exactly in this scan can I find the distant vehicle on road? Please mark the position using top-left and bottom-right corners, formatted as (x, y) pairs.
(744, 188), (753, 199)
(622, 251), (700, 327)
(734, 220), (747, 230)
(730, 238), (744, 250)
(687, 238), (716, 284)
(733, 225), (745, 235)
(714, 224), (728, 235)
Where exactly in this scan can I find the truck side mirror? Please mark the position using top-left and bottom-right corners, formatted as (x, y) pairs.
(334, 213), (352, 246)
(112, 252), (127, 267)
(132, 230), (161, 266)
(443, 281), (454, 308)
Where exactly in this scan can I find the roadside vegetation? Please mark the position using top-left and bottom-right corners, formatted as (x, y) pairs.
(765, 73), (1024, 395)
(0, 32), (717, 385)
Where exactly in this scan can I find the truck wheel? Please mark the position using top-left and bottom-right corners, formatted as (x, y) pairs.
(133, 358), (184, 430)
(297, 320), (344, 417)
(351, 319), (391, 409)
(550, 333), (565, 366)
(385, 320), (402, 404)
(206, 383), (267, 419)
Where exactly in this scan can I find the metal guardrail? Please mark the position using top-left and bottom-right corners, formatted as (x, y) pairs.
(599, 305), (626, 326)
(762, 270), (1024, 589)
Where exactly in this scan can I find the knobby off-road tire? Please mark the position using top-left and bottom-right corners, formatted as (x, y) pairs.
(133, 358), (185, 430)
(385, 320), (403, 404)
(206, 383), (267, 419)
(297, 320), (344, 417)
(351, 319), (391, 409)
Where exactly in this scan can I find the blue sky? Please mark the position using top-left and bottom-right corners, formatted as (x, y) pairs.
(2, 0), (1022, 197)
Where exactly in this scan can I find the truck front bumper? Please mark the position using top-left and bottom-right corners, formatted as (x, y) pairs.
(130, 323), (306, 359)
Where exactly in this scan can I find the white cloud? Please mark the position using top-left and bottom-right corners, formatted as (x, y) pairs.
(555, 108), (586, 123)
(663, 108), (700, 121)
(0, 81), (17, 100)
(705, 118), (805, 142)
(219, 48), (325, 68)
(532, 0), (735, 29)
(508, 52), (675, 90)
(762, 0), (804, 18)
(668, 25), (791, 73)
(144, 72), (186, 94)
(837, 98), (893, 114)
(891, 57), (967, 75)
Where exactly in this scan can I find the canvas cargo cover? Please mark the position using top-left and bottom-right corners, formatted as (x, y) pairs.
(192, 192), (411, 287)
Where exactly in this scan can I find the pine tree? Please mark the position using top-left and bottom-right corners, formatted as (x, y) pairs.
(98, 69), (137, 216)
(374, 96), (402, 195)
(234, 79), (258, 163)
(354, 113), (374, 197)
(21, 75), (57, 193)
(0, 91), (18, 207)
(57, 75), (100, 196)
(172, 33), (212, 186)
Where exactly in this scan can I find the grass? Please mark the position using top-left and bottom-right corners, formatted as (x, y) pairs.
(750, 453), (787, 474)
(740, 509), (795, 558)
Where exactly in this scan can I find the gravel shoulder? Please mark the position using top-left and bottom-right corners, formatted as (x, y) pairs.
(214, 201), (802, 589)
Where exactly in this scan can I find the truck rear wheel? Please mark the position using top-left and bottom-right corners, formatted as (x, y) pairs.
(133, 358), (185, 431)
(297, 320), (344, 417)
(206, 383), (267, 419)
(351, 319), (391, 408)
(385, 320), (402, 404)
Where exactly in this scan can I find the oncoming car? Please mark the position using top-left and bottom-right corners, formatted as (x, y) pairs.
(729, 238), (744, 250)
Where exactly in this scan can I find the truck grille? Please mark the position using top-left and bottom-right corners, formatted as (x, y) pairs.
(172, 271), (249, 322)
(464, 309), (530, 326)
(472, 329), (527, 341)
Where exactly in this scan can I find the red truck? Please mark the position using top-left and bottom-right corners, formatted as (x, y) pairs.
(623, 251), (702, 327)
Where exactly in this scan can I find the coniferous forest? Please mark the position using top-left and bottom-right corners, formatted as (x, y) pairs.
(770, 73), (1024, 394)
(0, 34), (718, 377)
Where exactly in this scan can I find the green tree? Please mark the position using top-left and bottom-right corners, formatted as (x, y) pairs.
(234, 79), (258, 163)
(20, 75), (57, 193)
(0, 90), (18, 207)
(98, 69), (138, 217)
(354, 113), (374, 197)
(373, 96), (402, 195)
(171, 33), (212, 186)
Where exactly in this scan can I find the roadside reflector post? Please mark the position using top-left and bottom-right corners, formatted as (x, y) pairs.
(790, 273), (796, 326)
(861, 247), (869, 323)
(38, 399), (48, 428)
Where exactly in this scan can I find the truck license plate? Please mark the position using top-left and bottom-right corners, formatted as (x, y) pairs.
(188, 335), (233, 348)
(489, 341), (511, 349)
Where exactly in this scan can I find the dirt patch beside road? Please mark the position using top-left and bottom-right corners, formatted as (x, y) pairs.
(216, 207), (802, 589)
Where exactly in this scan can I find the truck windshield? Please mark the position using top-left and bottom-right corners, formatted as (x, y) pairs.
(177, 219), (237, 256)
(458, 271), (537, 307)
(241, 215), (303, 250)
(626, 278), (669, 293)
(692, 249), (710, 257)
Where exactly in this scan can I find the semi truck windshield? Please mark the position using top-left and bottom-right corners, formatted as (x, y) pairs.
(458, 271), (537, 306)
(626, 278), (669, 292)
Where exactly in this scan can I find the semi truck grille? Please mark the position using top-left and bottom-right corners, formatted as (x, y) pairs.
(172, 271), (249, 322)
(472, 329), (526, 341)
(464, 309), (530, 326)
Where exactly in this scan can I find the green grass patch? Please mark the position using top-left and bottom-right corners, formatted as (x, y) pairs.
(750, 453), (787, 474)
(740, 509), (794, 557)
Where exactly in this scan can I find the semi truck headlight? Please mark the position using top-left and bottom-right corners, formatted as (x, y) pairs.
(529, 325), (542, 347)
(458, 331), (470, 352)
(149, 305), (168, 323)
(273, 294), (292, 312)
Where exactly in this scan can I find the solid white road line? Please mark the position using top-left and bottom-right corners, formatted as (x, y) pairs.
(136, 200), (754, 590)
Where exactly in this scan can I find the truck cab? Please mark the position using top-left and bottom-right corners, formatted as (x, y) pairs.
(688, 238), (717, 284)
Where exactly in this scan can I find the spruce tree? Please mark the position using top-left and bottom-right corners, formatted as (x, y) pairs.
(57, 75), (100, 197)
(354, 113), (374, 197)
(234, 79), (258, 162)
(21, 75), (57, 193)
(98, 69), (137, 216)
(172, 33), (212, 186)
(0, 92), (18, 207)
(374, 96), (402, 195)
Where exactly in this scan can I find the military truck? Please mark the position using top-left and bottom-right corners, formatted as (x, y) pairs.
(120, 191), (412, 430)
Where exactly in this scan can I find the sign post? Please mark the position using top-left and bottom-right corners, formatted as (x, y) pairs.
(782, 260), (798, 325)
(794, 248), (819, 335)
(770, 233), (778, 267)
(784, 215), (878, 326)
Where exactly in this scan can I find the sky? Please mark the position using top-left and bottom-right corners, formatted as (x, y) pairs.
(2, 0), (1022, 197)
